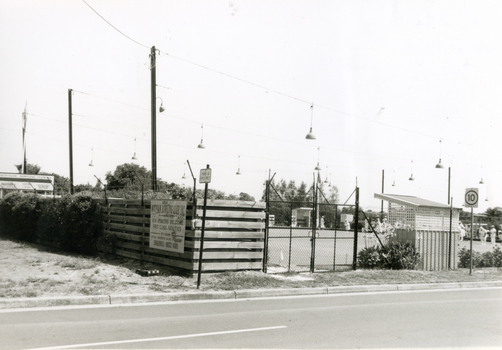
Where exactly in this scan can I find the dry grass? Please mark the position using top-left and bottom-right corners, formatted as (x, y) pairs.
(1, 237), (501, 298)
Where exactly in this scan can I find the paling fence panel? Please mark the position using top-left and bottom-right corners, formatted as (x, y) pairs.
(96, 198), (265, 274)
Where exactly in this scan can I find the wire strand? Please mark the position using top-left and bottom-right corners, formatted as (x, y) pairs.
(81, 0), (150, 49)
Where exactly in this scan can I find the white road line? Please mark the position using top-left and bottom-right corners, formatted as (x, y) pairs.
(26, 325), (288, 350)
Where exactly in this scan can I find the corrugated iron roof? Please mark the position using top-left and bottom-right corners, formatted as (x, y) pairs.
(374, 193), (460, 209)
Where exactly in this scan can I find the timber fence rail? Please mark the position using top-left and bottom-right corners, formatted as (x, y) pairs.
(95, 198), (266, 273)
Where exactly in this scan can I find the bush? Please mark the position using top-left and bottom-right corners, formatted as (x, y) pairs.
(458, 246), (502, 268)
(0, 193), (103, 256)
(357, 242), (420, 270)
(0, 192), (41, 241)
(358, 246), (383, 269)
(59, 195), (103, 255)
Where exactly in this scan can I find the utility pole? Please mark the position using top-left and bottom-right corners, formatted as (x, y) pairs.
(22, 102), (27, 174)
(150, 46), (157, 192)
(68, 89), (74, 195)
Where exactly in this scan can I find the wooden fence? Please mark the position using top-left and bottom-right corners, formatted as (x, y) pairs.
(96, 198), (266, 273)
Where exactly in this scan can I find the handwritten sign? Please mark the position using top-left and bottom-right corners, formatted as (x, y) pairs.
(150, 200), (187, 253)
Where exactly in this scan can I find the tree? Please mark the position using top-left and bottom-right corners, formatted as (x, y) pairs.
(238, 192), (255, 201)
(14, 162), (41, 174)
(105, 163), (151, 191)
(40, 172), (70, 195)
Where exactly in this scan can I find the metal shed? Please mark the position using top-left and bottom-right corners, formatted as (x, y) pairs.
(374, 193), (461, 271)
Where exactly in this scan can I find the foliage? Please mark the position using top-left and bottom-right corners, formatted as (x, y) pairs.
(14, 162), (41, 174)
(357, 241), (420, 270)
(458, 246), (502, 268)
(0, 192), (41, 242)
(105, 163), (151, 191)
(0, 193), (102, 255)
(357, 246), (383, 269)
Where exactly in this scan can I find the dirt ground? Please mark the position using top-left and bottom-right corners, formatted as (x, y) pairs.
(1, 237), (501, 299)
(0, 239), (198, 297)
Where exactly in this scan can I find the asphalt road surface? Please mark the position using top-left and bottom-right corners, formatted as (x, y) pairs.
(1, 288), (501, 349)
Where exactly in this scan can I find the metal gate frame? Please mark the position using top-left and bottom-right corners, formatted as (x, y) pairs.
(263, 174), (360, 273)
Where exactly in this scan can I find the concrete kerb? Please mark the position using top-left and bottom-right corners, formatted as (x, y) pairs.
(1, 282), (502, 309)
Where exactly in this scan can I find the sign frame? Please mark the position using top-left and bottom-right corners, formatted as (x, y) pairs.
(149, 199), (187, 253)
(464, 188), (479, 208)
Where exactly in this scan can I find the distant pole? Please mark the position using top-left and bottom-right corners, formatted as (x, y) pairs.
(22, 103), (27, 174)
(448, 167), (451, 205)
(352, 186), (360, 270)
(150, 46), (157, 192)
(68, 89), (74, 195)
(381, 169), (384, 216)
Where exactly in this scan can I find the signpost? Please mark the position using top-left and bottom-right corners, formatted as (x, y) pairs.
(197, 165), (211, 289)
(464, 188), (479, 275)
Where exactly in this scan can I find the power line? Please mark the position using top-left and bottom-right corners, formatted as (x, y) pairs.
(81, 0), (150, 49)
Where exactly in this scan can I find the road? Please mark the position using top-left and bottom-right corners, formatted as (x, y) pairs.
(1, 288), (501, 349)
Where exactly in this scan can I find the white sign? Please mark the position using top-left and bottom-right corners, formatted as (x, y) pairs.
(464, 188), (479, 208)
(150, 200), (187, 253)
(199, 168), (212, 183)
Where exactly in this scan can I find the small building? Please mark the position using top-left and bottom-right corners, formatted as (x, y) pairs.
(0, 173), (54, 198)
(374, 193), (461, 271)
(292, 207), (316, 228)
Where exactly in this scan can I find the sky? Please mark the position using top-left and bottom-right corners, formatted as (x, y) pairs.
(1, 0), (501, 213)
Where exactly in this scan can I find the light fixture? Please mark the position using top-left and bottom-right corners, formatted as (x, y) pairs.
(392, 170), (396, 186)
(157, 97), (165, 113)
(479, 166), (484, 184)
(435, 139), (444, 169)
(324, 166), (329, 184)
(236, 155), (241, 175)
(131, 137), (138, 160)
(89, 148), (94, 167)
(182, 162), (187, 179)
(315, 146), (322, 171)
(197, 124), (205, 149)
(409, 160), (414, 181)
(305, 103), (316, 140)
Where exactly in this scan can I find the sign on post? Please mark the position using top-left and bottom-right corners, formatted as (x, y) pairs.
(464, 188), (479, 208)
(199, 168), (212, 183)
(150, 200), (187, 253)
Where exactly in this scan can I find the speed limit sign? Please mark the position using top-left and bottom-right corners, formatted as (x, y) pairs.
(464, 188), (479, 208)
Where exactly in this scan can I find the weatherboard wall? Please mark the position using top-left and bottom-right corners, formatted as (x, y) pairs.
(95, 198), (266, 273)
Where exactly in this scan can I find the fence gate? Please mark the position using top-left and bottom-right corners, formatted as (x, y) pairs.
(263, 181), (360, 273)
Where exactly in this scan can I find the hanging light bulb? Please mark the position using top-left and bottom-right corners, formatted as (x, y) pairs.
(182, 162), (187, 179)
(89, 148), (94, 167)
(197, 124), (205, 149)
(315, 146), (322, 171)
(157, 97), (165, 113)
(305, 103), (316, 140)
(131, 137), (138, 160)
(435, 139), (444, 169)
(409, 160), (414, 181)
(236, 155), (241, 175)
(324, 166), (329, 183)
(479, 166), (484, 184)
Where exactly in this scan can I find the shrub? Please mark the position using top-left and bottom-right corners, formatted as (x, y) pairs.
(357, 242), (420, 270)
(382, 241), (420, 270)
(358, 246), (383, 269)
(458, 246), (502, 268)
(0, 192), (41, 241)
(59, 195), (103, 255)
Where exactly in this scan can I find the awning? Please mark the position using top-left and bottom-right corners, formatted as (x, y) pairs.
(14, 182), (35, 191)
(0, 182), (17, 190)
(30, 182), (54, 191)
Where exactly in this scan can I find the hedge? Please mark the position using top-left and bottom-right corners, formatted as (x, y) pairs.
(0, 193), (103, 255)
